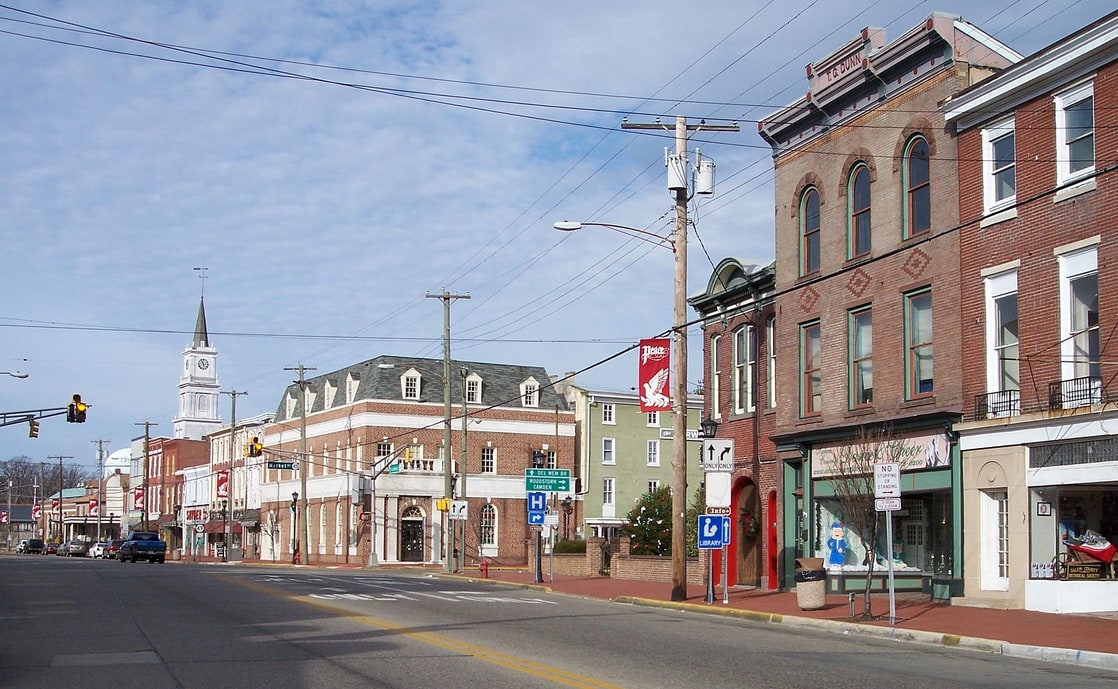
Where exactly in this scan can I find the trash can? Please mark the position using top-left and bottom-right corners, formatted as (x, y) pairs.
(794, 557), (827, 611)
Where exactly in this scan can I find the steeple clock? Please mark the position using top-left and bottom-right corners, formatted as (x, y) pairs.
(173, 297), (223, 439)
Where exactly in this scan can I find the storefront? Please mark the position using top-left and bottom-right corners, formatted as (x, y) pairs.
(782, 426), (960, 594)
(959, 415), (1118, 613)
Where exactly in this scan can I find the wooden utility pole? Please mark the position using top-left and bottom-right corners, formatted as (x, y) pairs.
(134, 422), (158, 531)
(426, 290), (470, 572)
(221, 389), (247, 562)
(620, 115), (739, 602)
(285, 365), (315, 565)
(47, 455), (72, 541)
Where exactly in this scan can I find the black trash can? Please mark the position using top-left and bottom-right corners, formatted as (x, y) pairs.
(794, 557), (827, 610)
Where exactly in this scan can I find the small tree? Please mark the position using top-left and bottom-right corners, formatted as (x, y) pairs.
(622, 486), (673, 555)
(822, 425), (910, 620)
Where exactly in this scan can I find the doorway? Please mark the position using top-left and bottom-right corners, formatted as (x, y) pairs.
(400, 507), (425, 562)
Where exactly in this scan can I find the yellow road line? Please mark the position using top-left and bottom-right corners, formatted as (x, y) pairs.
(226, 575), (627, 689)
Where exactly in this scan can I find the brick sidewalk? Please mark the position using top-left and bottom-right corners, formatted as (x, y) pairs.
(475, 568), (1118, 657)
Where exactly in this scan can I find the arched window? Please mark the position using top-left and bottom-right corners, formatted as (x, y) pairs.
(848, 165), (871, 257)
(800, 188), (820, 275)
(905, 137), (930, 236)
(318, 503), (327, 554)
(480, 504), (497, 546)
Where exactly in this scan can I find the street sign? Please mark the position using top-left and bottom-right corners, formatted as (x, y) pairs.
(874, 462), (901, 498)
(544, 512), (559, 527)
(450, 500), (468, 521)
(698, 515), (727, 550)
(705, 506), (731, 515)
(388, 463), (400, 474)
(527, 511), (545, 525)
(267, 461), (296, 470)
(524, 468), (571, 493)
(701, 439), (734, 472)
(875, 498), (901, 512)
(527, 491), (548, 512)
(705, 471), (731, 509)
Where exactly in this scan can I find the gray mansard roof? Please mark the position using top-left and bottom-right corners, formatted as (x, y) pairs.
(274, 355), (568, 422)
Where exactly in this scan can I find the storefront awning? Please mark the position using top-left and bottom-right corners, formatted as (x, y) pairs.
(203, 520), (242, 535)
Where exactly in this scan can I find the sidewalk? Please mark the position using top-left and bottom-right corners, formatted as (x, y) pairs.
(470, 568), (1118, 671)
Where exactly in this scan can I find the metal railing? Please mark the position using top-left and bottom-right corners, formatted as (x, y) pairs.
(1048, 376), (1102, 410)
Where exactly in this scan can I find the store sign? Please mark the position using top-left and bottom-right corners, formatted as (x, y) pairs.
(637, 338), (671, 413)
(811, 432), (950, 478)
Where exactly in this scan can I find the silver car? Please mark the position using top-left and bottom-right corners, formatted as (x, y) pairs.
(88, 542), (110, 558)
(64, 540), (89, 557)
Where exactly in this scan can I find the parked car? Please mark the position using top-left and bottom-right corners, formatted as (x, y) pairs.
(63, 540), (89, 557)
(43, 542), (60, 555)
(117, 532), (167, 563)
(105, 539), (125, 559)
(23, 538), (44, 554)
(16, 539), (29, 553)
(88, 542), (110, 559)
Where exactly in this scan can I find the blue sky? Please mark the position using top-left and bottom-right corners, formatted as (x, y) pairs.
(1, 0), (1111, 473)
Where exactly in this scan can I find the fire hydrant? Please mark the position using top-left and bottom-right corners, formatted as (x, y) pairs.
(479, 558), (489, 579)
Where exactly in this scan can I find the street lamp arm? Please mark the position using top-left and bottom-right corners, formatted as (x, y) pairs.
(1, 371), (29, 379)
(553, 221), (674, 252)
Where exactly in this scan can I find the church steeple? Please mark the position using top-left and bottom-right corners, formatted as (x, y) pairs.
(193, 296), (210, 348)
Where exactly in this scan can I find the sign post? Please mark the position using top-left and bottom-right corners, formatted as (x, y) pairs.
(874, 461), (901, 625)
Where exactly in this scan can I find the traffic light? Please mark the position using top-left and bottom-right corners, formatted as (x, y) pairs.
(248, 437), (263, 457)
(67, 394), (87, 423)
(28, 418), (39, 438)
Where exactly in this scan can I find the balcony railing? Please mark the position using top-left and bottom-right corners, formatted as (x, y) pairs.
(974, 389), (1021, 419)
(1048, 376), (1102, 410)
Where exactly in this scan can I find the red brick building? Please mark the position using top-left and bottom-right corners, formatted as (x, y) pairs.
(758, 14), (1020, 590)
(690, 260), (780, 589)
(945, 11), (1118, 612)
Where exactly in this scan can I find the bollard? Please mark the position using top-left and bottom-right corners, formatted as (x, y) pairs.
(849, 592), (856, 617)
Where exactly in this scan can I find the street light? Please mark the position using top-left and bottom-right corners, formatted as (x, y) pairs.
(554, 218), (690, 601)
(290, 492), (299, 565)
(1, 371), (28, 379)
(700, 416), (719, 440)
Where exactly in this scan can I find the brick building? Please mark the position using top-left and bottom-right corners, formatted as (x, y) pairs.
(257, 356), (574, 568)
(690, 259), (780, 589)
(945, 11), (1118, 612)
(758, 14), (1020, 591)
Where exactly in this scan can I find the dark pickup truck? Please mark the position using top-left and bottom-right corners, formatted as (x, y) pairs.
(117, 531), (167, 564)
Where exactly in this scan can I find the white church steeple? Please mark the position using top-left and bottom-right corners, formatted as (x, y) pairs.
(173, 296), (222, 439)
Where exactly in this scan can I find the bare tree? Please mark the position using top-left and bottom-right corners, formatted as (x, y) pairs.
(2, 456), (93, 502)
(818, 425), (910, 620)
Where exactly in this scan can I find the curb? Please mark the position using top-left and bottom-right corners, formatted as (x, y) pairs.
(613, 595), (1118, 671)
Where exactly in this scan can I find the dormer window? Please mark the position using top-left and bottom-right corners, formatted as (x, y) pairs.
(465, 372), (483, 404)
(345, 373), (359, 404)
(324, 381), (337, 409)
(303, 387), (316, 414)
(285, 393), (297, 419)
(401, 368), (422, 400)
(520, 377), (540, 408)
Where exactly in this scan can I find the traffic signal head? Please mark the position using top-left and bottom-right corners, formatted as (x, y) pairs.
(28, 418), (39, 438)
(249, 437), (263, 457)
(68, 394), (87, 423)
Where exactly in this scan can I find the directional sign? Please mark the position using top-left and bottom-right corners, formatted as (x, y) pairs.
(701, 439), (734, 472)
(450, 500), (469, 521)
(267, 461), (296, 470)
(698, 515), (728, 550)
(875, 498), (901, 512)
(527, 511), (545, 525)
(874, 462), (901, 499)
(527, 491), (548, 512)
(525, 468), (571, 493)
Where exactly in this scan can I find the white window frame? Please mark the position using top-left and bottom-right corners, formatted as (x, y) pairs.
(766, 318), (776, 409)
(601, 403), (615, 425)
(323, 381), (337, 409)
(481, 447), (496, 474)
(345, 374), (359, 404)
(465, 373), (483, 404)
(601, 438), (615, 465)
(647, 480), (660, 494)
(480, 504), (497, 553)
(1054, 80), (1094, 185)
(646, 439), (660, 467)
(646, 411), (659, 427)
(602, 478), (615, 519)
(732, 325), (755, 414)
(1058, 245), (1100, 406)
(401, 369), (421, 400)
(982, 117), (1016, 214)
(520, 378), (539, 408)
(710, 334), (722, 419)
(984, 270), (1020, 417)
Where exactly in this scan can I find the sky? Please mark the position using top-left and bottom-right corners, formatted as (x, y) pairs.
(1, 0), (1112, 475)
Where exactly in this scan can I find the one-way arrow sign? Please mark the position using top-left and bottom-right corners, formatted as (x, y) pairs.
(701, 439), (734, 472)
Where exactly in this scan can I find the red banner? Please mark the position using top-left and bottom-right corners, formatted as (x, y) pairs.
(32, 504), (41, 520)
(217, 470), (230, 498)
(88, 499), (99, 518)
(638, 338), (672, 412)
(51, 498), (60, 514)
(133, 486), (145, 511)
(0, 511), (7, 524)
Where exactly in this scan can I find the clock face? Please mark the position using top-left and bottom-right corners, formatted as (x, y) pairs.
(197, 358), (210, 370)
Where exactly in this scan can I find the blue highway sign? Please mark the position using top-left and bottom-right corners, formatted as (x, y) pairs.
(527, 491), (547, 512)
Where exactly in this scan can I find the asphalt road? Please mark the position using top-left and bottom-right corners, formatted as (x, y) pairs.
(2, 556), (1114, 689)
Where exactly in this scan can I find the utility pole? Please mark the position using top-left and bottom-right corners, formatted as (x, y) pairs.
(48, 456), (72, 541)
(426, 290), (470, 572)
(92, 439), (110, 541)
(221, 390), (246, 563)
(460, 366), (469, 572)
(135, 422), (157, 531)
(621, 115), (739, 601)
(285, 365), (315, 565)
